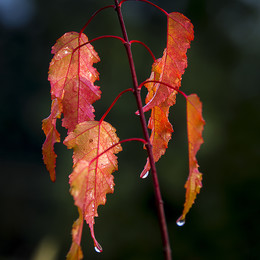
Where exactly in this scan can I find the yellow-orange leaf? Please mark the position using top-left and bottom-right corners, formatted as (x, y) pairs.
(64, 120), (122, 251)
(42, 98), (62, 182)
(177, 94), (205, 223)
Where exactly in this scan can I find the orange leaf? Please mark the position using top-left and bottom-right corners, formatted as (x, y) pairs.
(42, 98), (62, 182)
(140, 89), (174, 177)
(142, 12), (194, 112)
(64, 120), (122, 251)
(140, 12), (193, 176)
(48, 32), (101, 132)
(177, 94), (205, 223)
(66, 208), (84, 260)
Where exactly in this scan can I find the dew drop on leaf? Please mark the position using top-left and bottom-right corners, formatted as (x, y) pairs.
(176, 217), (185, 227)
(141, 171), (149, 179)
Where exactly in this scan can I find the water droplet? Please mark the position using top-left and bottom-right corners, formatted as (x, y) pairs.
(176, 217), (185, 227)
(94, 242), (103, 253)
(141, 171), (149, 179)
(94, 246), (102, 253)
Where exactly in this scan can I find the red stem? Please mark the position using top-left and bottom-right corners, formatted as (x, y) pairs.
(74, 35), (126, 53)
(79, 5), (115, 36)
(139, 79), (188, 98)
(119, 0), (168, 16)
(100, 88), (133, 123)
(89, 137), (147, 167)
(114, 1), (172, 259)
(130, 40), (156, 61)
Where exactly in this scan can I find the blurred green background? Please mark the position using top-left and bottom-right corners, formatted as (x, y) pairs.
(1, 0), (259, 259)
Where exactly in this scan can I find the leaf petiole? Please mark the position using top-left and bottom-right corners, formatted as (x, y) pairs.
(99, 88), (134, 123)
(88, 137), (147, 169)
(79, 5), (115, 36)
(119, 0), (168, 16)
(74, 35), (126, 54)
(130, 40), (156, 61)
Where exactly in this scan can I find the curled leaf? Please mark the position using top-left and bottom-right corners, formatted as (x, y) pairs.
(177, 94), (205, 223)
(140, 12), (194, 176)
(142, 12), (194, 113)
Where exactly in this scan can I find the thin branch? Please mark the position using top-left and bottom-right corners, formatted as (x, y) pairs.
(114, 1), (172, 259)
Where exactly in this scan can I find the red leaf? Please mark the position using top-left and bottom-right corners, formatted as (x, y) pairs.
(48, 32), (101, 132)
(177, 94), (205, 223)
(64, 120), (122, 251)
(42, 98), (62, 182)
(140, 75), (174, 176)
(142, 12), (194, 112)
(140, 12), (193, 176)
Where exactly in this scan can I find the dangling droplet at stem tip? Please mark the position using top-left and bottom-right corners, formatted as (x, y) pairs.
(176, 216), (185, 227)
(141, 171), (149, 179)
(94, 242), (103, 253)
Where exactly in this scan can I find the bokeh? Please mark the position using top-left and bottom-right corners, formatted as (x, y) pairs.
(0, 0), (259, 259)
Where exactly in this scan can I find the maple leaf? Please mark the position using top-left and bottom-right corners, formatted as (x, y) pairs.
(64, 120), (122, 252)
(42, 98), (62, 182)
(140, 12), (193, 176)
(177, 94), (205, 223)
(48, 31), (101, 132)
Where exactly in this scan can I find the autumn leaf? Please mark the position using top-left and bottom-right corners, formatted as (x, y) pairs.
(42, 31), (101, 180)
(64, 120), (122, 251)
(142, 12), (194, 113)
(42, 98), (62, 182)
(177, 94), (205, 223)
(140, 68), (174, 177)
(48, 31), (101, 132)
(140, 12), (193, 176)
(66, 208), (84, 260)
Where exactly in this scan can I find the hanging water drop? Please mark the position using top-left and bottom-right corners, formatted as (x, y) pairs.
(176, 218), (185, 227)
(94, 241), (103, 253)
(141, 171), (149, 179)
(94, 246), (102, 253)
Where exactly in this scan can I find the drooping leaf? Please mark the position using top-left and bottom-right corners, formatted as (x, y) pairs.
(66, 208), (84, 260)
(64, 120), (122, 251)
(177, 94), (205, 223)
(140, 12), (194, 176)
(42, 98), (62, 182)
(42, 31), (101, 180)
(48, 31), (101, 132)
(140, 68), (174, 177)
(142, 12), (194, 113)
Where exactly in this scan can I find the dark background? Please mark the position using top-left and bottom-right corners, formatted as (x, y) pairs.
(1, 0), (259, 259)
